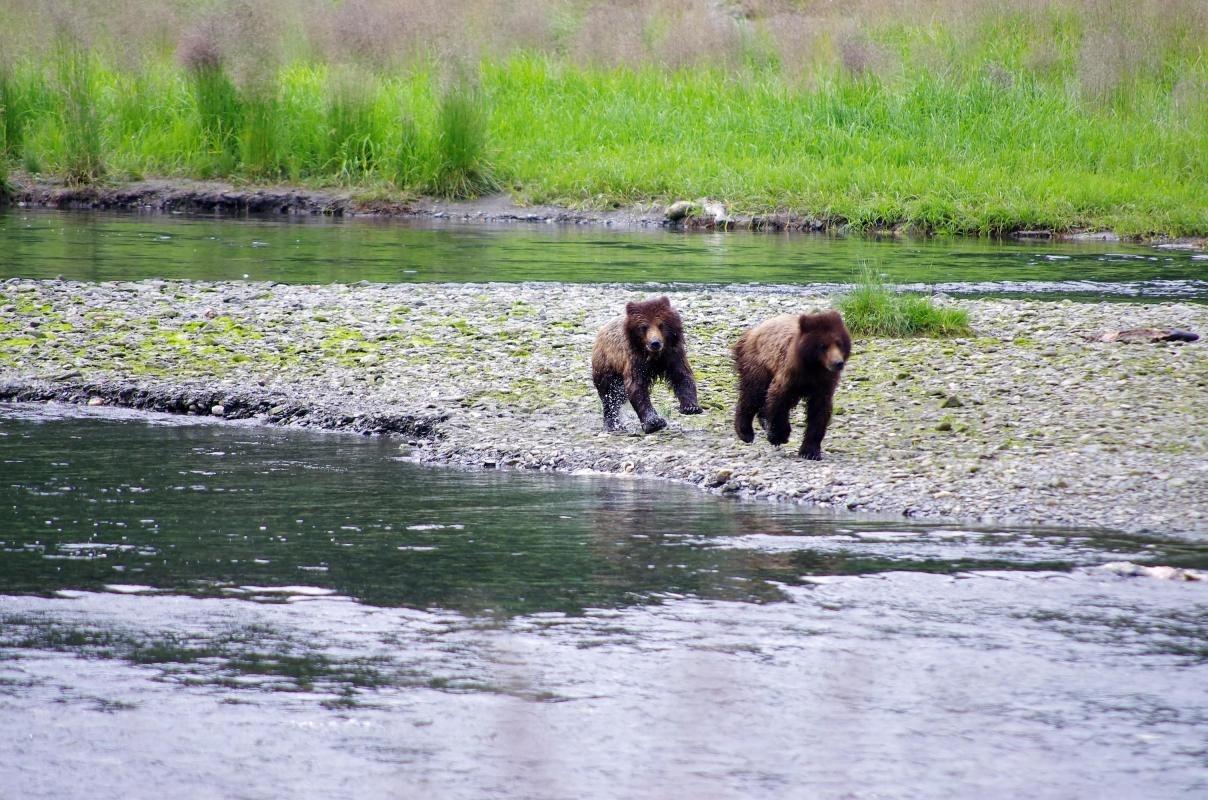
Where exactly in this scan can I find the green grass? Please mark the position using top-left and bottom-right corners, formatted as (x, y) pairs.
(429, 79), (499, 199)
(55, 43), (104, 185)
(0, 4), (1203, 233)
(838, 274), (972, 338)
(188, 64), (242, 175)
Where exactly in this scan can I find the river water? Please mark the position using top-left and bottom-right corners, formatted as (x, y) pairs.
(2, 210), (1206, 797)
(2, 403), (1205, 799)
(1, 209), (1205, 299)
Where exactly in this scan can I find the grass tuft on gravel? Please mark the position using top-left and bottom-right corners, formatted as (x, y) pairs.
(838, 274), (972, 338)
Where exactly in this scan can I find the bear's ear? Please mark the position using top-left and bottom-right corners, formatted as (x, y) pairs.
(656, 296), (671, 308)
(798, 314), (816, 334)
(626, 302), (639, 315)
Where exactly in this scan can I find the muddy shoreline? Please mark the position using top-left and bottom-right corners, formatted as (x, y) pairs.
(7, 175), (1204, 244)
(2, 278), (1205, 535)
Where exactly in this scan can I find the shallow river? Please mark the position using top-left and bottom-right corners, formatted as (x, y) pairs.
(1, 209), (1205, 299)
(2, 404), (1205, 799)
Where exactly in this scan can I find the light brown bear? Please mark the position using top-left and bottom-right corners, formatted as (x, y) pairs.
(732, 310), (852, 460)
(591, 297), (702, 433)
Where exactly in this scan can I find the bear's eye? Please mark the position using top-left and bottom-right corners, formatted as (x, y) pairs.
(637, 323), (648, 333)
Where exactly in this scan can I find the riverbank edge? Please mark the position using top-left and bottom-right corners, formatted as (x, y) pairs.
(0, 379), (1044, 539)
(0, 369), (1197, 542)
(6, 175), (1205, 246)
(0, 377), (446, 439)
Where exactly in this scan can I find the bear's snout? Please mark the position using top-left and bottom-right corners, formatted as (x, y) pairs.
(825, 343), (846, 371)
(647, 339), (663, 352)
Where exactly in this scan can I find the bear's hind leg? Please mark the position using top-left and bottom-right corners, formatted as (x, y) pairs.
(733, 373), (767, 444)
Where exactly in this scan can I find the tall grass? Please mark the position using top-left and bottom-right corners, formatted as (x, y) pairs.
(838, 273), (972, 337)
(0, 1), (1202, 231)
(324, 69), (380, 179)
(429, 79), (498, 198)
(55, 43), (104, 185)
(393, 114), (425, 189)
(188, 65), (242, 174)
(1, 69), (34, 159)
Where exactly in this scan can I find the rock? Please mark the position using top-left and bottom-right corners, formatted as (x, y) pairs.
(665, 200), (698, 221)
(1098, 562), (1203, 581)
(87, 396), (104, 406)
(700, 199), (730, 225)
(1088, 328), (1199, 343)
(1064, 231), (1121, 242)
(941, 395), (964, 408)
(935, 420), (953, 432)
(211, 404), (226, 416)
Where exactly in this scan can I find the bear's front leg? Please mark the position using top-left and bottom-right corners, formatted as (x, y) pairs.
(799, 392), (833, 460)
(595, 373), (627, 432)
(625, 375), (666, 434)
(765, 407), (791, 446)
(734, 406), (756, 443)
(667, 355), (702, 415)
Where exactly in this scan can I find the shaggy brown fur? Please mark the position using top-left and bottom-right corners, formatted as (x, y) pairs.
(732, 310), (852, 460)
(591, 296), (701, 433)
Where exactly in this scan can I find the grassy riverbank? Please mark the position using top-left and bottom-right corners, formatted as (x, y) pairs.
(1, 1), (1205, 235)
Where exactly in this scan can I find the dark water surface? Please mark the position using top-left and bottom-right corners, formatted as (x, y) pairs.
(1, 209), (1205, 299)
(2, 404), (1206, 799)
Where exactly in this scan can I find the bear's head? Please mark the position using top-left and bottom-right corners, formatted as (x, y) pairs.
(625, 296), (682, 357)
(796, 310), (851, 374)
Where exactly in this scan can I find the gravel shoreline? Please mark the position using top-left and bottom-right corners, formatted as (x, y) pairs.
(2, 278), (1205, 535)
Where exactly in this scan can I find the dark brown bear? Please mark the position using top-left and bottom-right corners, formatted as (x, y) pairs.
(732, 310), (852, 460)
(592, 296), (702, 433)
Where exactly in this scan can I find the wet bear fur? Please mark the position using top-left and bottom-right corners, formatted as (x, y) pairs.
(591, 296), (702, 433)
(732, 310), (852, 460)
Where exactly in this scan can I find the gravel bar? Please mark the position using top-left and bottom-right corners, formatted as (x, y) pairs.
(2, 278), (1205, 535)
